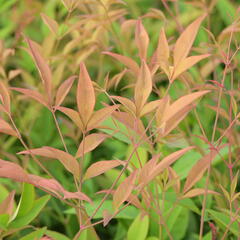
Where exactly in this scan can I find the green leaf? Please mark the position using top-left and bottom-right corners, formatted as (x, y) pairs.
(127, 213), (149, 240)
(163, 206), (189, 240)
(146, 237), (159, 240)
(9, 195), (50, 229)
(126, 146), (148, 169)
(65, 199), (138, 220)
(207, 209), (239, 237)
(0, 214), (10, 230)
(45, 230), (70, 240)
(20, 227), (46, 240)
(17, 183), (35, 217)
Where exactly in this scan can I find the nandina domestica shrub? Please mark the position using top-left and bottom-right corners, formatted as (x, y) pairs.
(0, 0), (239, 239)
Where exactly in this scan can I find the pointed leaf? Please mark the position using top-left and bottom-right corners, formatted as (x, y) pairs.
(77, 63), (95, 126)
(18, 147), (80, 178)
(0, 81), (10, 113)
(0, 118), (18, 137)
(183, 149), (219, 193)
(84, 160), (124, 180)
(41, 13), (59, 36)
(111, 96), (136, 115)
(56, 106), (84, 131)
(26, 37), (52, 100)
(135, 19), (149, 60)
(140, 99), (162, 117)
(11, 87), (50, 108)
(134, 60), (152, 115)
(149, 147), (194, 184)
(162, 91), (210, 123)
(76, 133), (108, 157)
(174, 15), (206, 66)
(171, 54), (210, 81)
(155, 28), (170, 76)
(103, 51), (139, 75)
(55, 75), (76, 107)
(113, 170), (138, 210)
(182, 188), (220, 199)
(0, 191), (15, 215)
(87, 105), (119, 131)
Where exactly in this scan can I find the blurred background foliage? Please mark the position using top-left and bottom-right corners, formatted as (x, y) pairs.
(0, 0), (240, 239)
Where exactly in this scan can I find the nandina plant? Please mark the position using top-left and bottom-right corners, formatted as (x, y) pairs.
(0, 0), (239, 239)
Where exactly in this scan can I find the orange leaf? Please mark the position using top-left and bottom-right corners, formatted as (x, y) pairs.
(77, 63), (95, 126)
(55, 75), (76, 107)
(135, 19), (149, 60)
(181, 188), (220, 199)
(162, 91), (210, 123)
(113, 170), (138, 210)
(0, 81), (11, 113)
(18, 147), (80, 178)
(103, 51), (139, 76)
(134, 60), (152, 115)
(56, 106), (84, 131)
(8, 69), (21, 80)
(173, 15), (206, 67)
(87, 105), (119, 131)
(183, 149), (220, 193)
(84, 160), (124, 180)
(140, 99), (162, 117)
(41, 13), (59, 36)
(0, 191), (15, 215)
(149, 147), (194, 184)
(11, 87), (50, 108)
(171, 54), (210, 81)
(0, 118), (18, 137)
(0, 159), (90, 202)
(76, 133), (109, 157)
(155, 28), (170, 77)
(111, 96), (136, 115)
(26, 37), (52, 101)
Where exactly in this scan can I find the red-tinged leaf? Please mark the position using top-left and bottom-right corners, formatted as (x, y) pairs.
(163, 103), (194, 136)
(0, 159), (29, 182)
(28, 174), (91, 202)
(77, 63), (95, 126)
(26, 37), (52, 100)
(156, 96), (170, 127)
(183, 149), (220, 193)
(76, 133), (109, 157)
(134, 60), (152, 115)
(113, 170), (138, 210)
(181, 188), (220, 199)
(135, 19), (149, 60)
(55, 76), (76, 107)
(11, 87), (50, 108)
(171, 54), (210, 81)
(103, 209), (113, 226)
(174, 15), (206, 67)
(0, 159), (90, 202)
(84, 160), (125, 180)
(41, 13), (59, 36)
(112, 111), (150, 145)
(0, 191), (15, 215)
(162, 91), (210, 123)
(138, 155), (159, 186)
(149, 147), (194, 184)
(0, 81), (11, 113)
(87, 105), (119, 131)
(0, 118), (18, 137)
(155, 28), (170, 76)
(140, 99), (162, 117)
(168, 167), (180, 193)
(8, 69), (21, 80)
(56, 106), (84, 131)
(103, 51), (139, 76)
(18, 147), (80, 178)
(111, 96), (136, 115)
